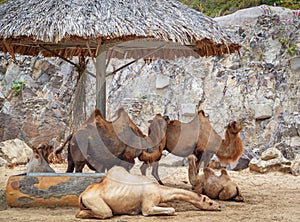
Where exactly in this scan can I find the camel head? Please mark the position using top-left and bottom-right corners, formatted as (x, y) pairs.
(225, 120), (248, 134)
(194, 194), (221, 211)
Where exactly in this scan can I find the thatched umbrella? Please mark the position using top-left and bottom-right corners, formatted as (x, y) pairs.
(0, 0), (241, 117)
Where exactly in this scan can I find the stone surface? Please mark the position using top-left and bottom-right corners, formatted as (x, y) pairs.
(249, 148), (292, 173)
(156, 75), (170, 89)
(214, 5), (296, 26)
(290, 136), (300, 148)
(0, 7), (299, 165)
(254, 104), (273, 120)
(181, 103), (196, 117)
(291, 157), (300, 176)
(290, 56), (300, 73)
(0, 157), (7, 167)
(0, 138), (33, 165)
(261, 147), (282, 161)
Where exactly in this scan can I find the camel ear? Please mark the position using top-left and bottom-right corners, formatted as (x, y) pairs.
(221, 169), (228, 176)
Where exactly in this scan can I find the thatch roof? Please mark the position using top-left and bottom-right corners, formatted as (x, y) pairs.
(0, 0), (240, 59)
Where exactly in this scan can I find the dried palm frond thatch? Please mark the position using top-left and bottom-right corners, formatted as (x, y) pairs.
(0, 0), (240, 59)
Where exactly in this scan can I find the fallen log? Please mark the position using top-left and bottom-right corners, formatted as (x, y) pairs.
(6, 172), (104, 207)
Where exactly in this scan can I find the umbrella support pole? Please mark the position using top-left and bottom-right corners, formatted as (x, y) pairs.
(96, 51), (107, 118)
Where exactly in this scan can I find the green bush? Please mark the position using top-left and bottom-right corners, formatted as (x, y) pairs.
(179, 0), (299, 17)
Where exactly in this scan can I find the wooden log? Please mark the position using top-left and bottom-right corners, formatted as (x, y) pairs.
(6, 173), (104, 207)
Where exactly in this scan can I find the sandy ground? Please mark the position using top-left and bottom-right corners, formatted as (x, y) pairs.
(0, 159), (300, 222)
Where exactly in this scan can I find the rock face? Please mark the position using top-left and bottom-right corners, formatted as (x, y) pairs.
(249, 148), (292, 173)
(0, 139), (33, 165)
(291, 157), (300, 176)
(0, 6), (299, 168)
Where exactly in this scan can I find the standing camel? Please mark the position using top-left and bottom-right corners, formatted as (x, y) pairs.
(141, 109), (247, 184)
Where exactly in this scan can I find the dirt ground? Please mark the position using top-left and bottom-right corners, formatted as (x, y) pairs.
(0, 160), (299, 222)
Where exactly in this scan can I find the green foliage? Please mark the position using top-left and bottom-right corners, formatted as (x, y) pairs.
(179, 0), (299, 17)
(279, 38), (296, 56)
(11, 80), (26, 95)
(0, 0), (7, 4)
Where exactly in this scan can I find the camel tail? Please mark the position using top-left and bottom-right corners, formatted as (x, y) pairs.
(54, 132), (73, 155)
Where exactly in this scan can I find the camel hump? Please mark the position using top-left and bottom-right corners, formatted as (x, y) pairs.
(197, 109), (205, 116)
(203, 167), (215, 178)
(94, 109), (102, 116)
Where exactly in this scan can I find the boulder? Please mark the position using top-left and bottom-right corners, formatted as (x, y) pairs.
(0, 139), (33, 166)
(261, 147), (282, 161)
(291, 157), (300, 176)
(0, 157), (7, 167)
(249, 148), (291, 173)
(254, 104), (273, 120)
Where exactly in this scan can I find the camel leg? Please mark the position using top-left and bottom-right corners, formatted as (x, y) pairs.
(74, 161), (85, 172)
(233, 186), (244, 202)
(202, 151), (214, 168)
(142, 205), (176, 216)
(76, 196), (113, 219)
(140, 162), (164, 185)
(158, 186), (221, 211)
(151, 162), (164, 185)
(140, 162), (148, 175)
(219, 184), (240, 201)
(66, 145), (75, 172)
(195, 152), (203, 173)
(187, 154), (199, 188)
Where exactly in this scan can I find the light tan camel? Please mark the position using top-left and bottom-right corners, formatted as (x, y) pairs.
(76, 166), (221, 219)
(188, 154), (244, 202)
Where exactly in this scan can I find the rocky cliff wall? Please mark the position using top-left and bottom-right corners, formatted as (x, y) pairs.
(0, 7), (299, 163)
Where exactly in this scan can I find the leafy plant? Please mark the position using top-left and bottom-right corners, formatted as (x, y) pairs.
(11, 80), (26, 95)
(279, 38), (296, 56)
(179, 0), (299, 17)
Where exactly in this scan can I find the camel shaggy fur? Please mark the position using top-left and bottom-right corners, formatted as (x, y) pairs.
(165, 110), (247, 170)
(141, 110), (247, 184)
(188, 154), (244, 202)
(76, 166), (221, 219)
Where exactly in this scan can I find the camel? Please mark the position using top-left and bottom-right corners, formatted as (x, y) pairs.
(49, 108), (167, 184)
(26, 144), (55, 173)
(140, 109), (247, 184)
(76, 166), (221, 219)
(188, 154), (244, 202)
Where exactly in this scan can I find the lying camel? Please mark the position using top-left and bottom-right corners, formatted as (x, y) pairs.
(76, 166), (220, 219)
(188, 154), (244, 202)
(141, 110), (247, 184)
